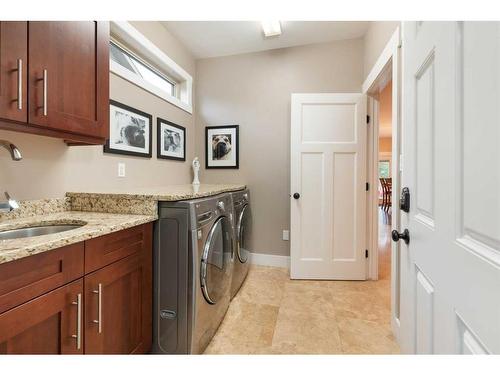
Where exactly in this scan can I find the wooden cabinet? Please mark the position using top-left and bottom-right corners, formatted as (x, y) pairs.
(0, 223), (152, 354)
(0, 22), (28, 123)
(85, 254), (151, 354)
(0, 21), (109, 144)
(0, 280), (83, 354)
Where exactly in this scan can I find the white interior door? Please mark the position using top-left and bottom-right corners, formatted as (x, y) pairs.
(290, 93), (367, 280)
(400, 21), (500, 354)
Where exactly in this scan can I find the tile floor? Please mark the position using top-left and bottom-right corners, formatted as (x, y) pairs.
(204, 208), (399, 354)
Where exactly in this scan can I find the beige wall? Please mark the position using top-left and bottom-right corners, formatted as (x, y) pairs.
(379, 81), (392, 156)
(363, 21), (400, 80)
(0, 22), (195, 200)
(195, 39), (364, 256)
(379, 137), (392, 153)
(379, 80), (392, 137)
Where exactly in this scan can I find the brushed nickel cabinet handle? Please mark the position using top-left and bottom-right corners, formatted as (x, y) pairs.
(16, 59), (22, 110)
(92, 283), (102, 333)
(71, 293), (82, 350)
(42, 69), (47, 116)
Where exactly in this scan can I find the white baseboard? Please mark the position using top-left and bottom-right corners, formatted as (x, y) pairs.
(250, 252), (290, 268)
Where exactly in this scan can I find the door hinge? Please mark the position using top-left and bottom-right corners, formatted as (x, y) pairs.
(366, 115), (370, 124)
(366, 182), (369, 191)
(365, 249), (369, 258)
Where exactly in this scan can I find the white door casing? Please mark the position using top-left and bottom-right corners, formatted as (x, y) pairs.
(290, 93), (367, 280)
(400, 21), (500, 354)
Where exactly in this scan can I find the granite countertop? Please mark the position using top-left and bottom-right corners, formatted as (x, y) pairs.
(0, 210), (157, 265)
(66, 183), (246, 201)
(0, 184), (245, 266)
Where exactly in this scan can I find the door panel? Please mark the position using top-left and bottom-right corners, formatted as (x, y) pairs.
(84, 253), (150, 354)
(332, 152), (356, 260)
(291, 93), (367, 280)
(415, 268), (434, 354)
(0, 22), (28, 123)
(414, 53), (435, 225)
(400, 21), (500, 354)
(28, 21), (109, 138)
(0, 279), (83, 354)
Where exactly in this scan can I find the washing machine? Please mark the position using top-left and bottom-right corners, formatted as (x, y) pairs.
(152, 193), (234, 354)
(230, 189), (251, 299)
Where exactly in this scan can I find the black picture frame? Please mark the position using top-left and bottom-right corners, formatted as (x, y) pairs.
(205, 125), (239, 169)
(157, 117), (186, 161)
(104, 100), (152, 158)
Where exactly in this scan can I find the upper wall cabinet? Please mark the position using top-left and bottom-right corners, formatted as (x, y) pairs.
(0, 22), (28, 124)
(0, 21), (109, 145)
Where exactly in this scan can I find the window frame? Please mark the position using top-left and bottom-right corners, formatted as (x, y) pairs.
(110, 21), (193, 114)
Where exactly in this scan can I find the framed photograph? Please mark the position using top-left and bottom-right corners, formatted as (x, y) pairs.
(104, 100), (152, 158)
(157, 118), (186, 161)
(205, 125), (239, 169)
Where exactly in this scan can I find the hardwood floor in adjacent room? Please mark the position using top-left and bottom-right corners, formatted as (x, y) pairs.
(204, 216), (398, 354)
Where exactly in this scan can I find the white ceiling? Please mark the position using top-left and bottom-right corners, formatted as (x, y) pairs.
(162, 21), (370, 59)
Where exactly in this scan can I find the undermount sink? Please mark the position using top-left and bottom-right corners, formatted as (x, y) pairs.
(0, 224), (85, 240)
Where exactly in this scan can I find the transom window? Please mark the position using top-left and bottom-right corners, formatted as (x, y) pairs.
(110, 40), (176, 97)
(109, 22), (193, 114)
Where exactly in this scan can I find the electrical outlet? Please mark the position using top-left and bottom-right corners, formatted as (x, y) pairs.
(282, 230), (289, 241)
(118, 162), (126, 177)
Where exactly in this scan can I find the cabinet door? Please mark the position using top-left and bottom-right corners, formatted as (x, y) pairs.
(28, 21), (109, 139)
(0, 279), (83, 354)
(0, 22), (28, 123)
(84, 252), (152, 354)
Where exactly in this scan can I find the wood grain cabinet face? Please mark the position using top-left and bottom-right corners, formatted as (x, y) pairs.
(0, 223), (152, 355)
(0, 22), (28, 123)
(0, 242), (84, 314)
(0, 279), (83, 354)
(28, 21), (109, 138)
(85, 223), (152, 354)
(84, 254), (148, 354)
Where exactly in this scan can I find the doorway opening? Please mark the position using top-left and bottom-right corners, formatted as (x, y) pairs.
(377, 81), (393, 282)
(362, 26), (401, 342)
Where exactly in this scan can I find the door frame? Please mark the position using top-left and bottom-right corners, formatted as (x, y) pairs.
(362, 26), (402, 340)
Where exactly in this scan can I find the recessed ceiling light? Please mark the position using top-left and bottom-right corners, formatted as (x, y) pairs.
(261, 21), (282, 38)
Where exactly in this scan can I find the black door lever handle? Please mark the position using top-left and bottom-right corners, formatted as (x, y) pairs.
(392, 229), (410, 245)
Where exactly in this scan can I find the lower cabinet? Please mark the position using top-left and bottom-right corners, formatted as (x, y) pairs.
(84, 253), (152, 354)
(0, 279), (83, 354)
(0, 223), (152, 354)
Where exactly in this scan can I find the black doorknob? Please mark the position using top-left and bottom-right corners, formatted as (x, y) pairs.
(293, 193), (300, 199)
(391, 229), (410, 245)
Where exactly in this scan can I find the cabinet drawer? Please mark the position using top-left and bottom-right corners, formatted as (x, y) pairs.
(85, 224), (147, 273)
(0, 243), (84, 314)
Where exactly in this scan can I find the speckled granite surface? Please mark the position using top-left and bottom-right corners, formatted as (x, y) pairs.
(0, 210), (157, 265)
(66, 183), (246, 203)
(70, 196), (158, 216)
(0, 198), (70, 222)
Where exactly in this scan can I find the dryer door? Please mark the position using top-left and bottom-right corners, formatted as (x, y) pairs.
(237, 204), (251, 263)
(200, 216), (232, 304)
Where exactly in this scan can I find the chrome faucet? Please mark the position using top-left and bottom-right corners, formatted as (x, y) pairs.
(0, 192), (19, 213)
(0, 140), (22, 161)
(0, 140), (22, 213)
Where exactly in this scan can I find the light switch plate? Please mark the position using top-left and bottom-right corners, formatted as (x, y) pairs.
(282, 230), (289, 241)
(118, 162), (126, 177)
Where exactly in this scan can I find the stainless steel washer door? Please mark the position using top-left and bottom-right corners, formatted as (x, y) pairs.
(200, 216), (232, 304)
(237, 204), (250, 263)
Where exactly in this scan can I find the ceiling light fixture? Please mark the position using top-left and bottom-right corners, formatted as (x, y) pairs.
(261, 21), (282, 38)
